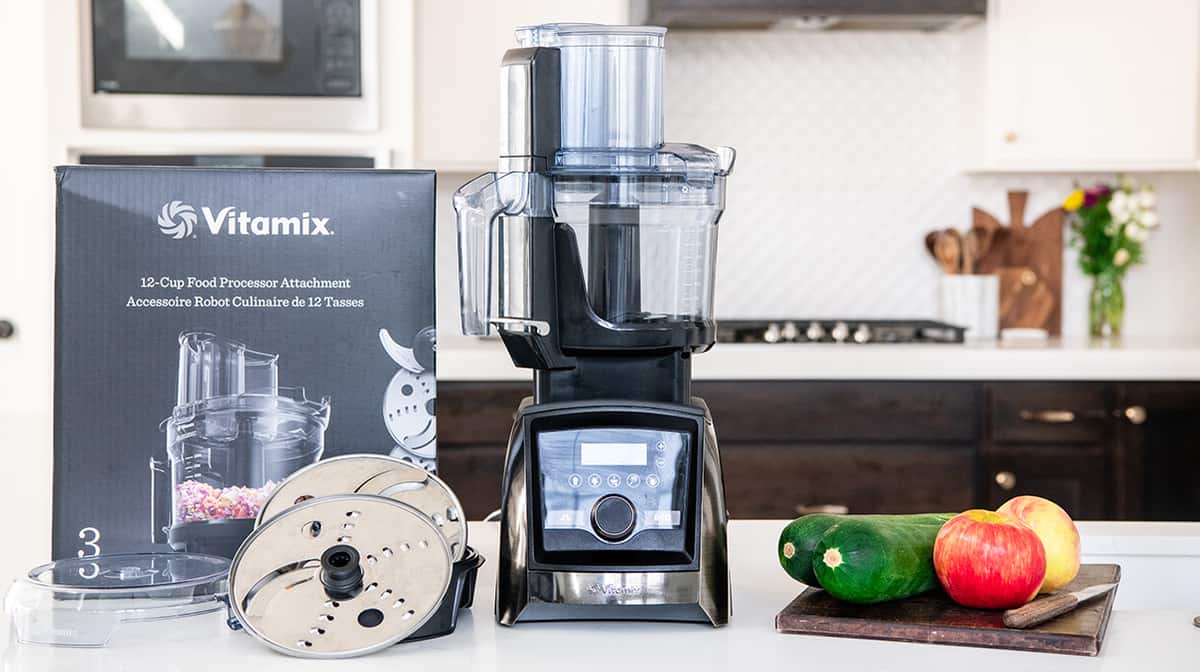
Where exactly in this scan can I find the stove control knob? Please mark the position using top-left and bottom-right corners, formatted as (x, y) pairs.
(763, 322), (782, 344)
(591, 494), (636, 542)
(831, 321), (850, 343)
(780, 321), (800, 342)
(853, 323), (872, 344)
(805, 321), (826, 342)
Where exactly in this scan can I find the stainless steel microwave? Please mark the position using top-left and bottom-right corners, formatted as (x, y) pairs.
(81, 0), (378, 131)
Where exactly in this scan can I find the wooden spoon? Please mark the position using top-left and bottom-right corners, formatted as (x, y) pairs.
(962, 229), (980, 275)
(934, 230), (962, 275)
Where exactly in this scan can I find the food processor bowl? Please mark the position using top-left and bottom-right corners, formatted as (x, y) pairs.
(152, 332), (331, 557)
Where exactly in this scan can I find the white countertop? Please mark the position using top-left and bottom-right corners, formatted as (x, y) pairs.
(5, 520), (1199, 671)
(436, 335), (1200, 381)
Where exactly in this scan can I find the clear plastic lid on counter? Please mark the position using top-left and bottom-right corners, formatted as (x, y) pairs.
(5, 553), (229, 647)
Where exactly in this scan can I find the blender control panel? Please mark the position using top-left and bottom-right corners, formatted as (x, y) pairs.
(536, 427), (689, 543)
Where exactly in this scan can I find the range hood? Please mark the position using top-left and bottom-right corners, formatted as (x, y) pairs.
(638, 0), (987, 31)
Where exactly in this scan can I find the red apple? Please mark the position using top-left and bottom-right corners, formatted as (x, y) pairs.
(998, 495), (1080, 593)
(933, 509), (1047, 609)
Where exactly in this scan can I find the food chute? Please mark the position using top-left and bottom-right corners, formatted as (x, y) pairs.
(454, 24), (734, 626)
(4, 553), (229, 648)
(151, 331), (330, 558)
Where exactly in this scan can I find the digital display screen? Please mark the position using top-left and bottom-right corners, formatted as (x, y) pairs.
(580, 442), (647, 466)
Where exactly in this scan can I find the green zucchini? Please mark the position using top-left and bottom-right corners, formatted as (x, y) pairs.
(778, 513), (953, 587)
(811, 513), (955, 604)
(778, 514), (851, 585)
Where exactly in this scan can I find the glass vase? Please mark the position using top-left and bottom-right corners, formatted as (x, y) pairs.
(1089, 271), (1125, 337)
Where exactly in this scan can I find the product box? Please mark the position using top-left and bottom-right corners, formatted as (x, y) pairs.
(52, 166), (436, 560)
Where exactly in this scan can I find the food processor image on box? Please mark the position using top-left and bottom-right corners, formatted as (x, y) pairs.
(151, 331), (330, 558)
(454, 23), (735, 626)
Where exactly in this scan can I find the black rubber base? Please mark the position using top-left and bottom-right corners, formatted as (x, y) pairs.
(168, 519), (255, 559)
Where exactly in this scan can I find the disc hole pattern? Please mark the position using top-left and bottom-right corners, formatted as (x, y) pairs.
(382, 547), (394, 557)
(303, 521), (322, 538)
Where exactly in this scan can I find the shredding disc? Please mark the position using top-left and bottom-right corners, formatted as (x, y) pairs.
(229, 494), (452, 658)
(257, 454), (468, 560)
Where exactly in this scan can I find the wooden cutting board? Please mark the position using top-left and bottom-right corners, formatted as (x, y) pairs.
(973, 191), (1066, 335)
(776, 564), (1120, 656)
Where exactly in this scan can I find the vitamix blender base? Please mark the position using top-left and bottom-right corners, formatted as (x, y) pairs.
(454, 23), (735, 626)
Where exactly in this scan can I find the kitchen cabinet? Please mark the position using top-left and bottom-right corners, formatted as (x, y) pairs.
(1118, 383), (1200, 521)
(412, 0), (630, 171)
(968, 0), (1200, 171)
(437, 379), (1193, 521)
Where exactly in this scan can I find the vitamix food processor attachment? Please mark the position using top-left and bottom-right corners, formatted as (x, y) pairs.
(454, 24), (734, 626)
(151, 332), (330, 558)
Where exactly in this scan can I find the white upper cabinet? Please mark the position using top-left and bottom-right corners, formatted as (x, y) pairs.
(413, 0), (631, 171)
(969, 0), (1200, 171)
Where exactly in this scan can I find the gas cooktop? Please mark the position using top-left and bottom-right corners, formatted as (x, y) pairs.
(715, 319), (965, 345)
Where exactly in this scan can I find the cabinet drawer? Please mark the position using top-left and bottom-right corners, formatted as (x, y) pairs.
(697, 382), (981, 443)
(720, 442), (976, 518)
(438, 382), (528, 444)
(982, 444), (1108, 520)
(435, 443), (507, 520)
(991, 383), (1113, 443)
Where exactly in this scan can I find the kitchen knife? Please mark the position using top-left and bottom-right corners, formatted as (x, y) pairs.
(1002, 583), (1118, 629)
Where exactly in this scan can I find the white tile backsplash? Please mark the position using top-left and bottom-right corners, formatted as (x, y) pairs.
(436, 29), (1200, 344)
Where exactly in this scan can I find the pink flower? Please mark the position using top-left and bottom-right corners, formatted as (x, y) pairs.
(1083, 184), (1112, 208)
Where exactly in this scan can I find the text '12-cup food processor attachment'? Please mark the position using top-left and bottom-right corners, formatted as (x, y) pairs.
(454, 23), (735, 626)
(151, 331), (331, 558)
(225, 454), (481, 658)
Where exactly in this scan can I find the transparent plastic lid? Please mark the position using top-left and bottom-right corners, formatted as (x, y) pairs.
(515, 23), (667, 150)
(5, 553), (229, 647)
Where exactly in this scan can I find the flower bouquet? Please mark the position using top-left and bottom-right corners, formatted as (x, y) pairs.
(1063, 180), (1158, 336)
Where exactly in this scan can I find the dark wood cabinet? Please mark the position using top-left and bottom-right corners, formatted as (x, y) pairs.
(436, 379), (1199, 521)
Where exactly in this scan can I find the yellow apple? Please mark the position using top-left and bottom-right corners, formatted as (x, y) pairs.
(997, 495), (1080, 593)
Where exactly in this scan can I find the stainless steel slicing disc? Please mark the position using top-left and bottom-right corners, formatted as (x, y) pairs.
(356, 467), (467, 561)
(258, 454), (468, 560)
(257, 454), (408, 526)
(229, 494), (452, 659)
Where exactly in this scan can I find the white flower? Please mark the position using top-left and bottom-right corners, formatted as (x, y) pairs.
(1138, 188), (1157, 210)
(1139, 210), (1160, 228)
(1114, 248), (1131, 266)
(1126, 223), (1150, 242)
(1108, 191), (1132, 223)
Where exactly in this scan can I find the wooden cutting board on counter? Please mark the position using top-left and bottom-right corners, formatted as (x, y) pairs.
(973, 191), (1066, 335)
(776, 564), (1120, 656)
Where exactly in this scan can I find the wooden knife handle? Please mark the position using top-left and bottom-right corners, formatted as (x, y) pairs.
(1003, 594), (1079, 629)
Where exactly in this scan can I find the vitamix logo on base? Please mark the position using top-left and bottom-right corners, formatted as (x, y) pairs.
(157, 201), (334, 239)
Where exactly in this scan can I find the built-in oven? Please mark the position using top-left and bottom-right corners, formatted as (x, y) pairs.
(82, 0), (377, 131)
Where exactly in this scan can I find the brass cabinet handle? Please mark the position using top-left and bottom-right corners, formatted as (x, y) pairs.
(994, 471), (1017, 491)
(1121, 405), (1148, 425)
(795, 504), (850, 515)
(1004, 131), (1020, 143)
(1019, 409), (1076, 423)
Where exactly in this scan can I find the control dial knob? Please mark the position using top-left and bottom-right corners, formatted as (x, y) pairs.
(590, 494), (636, 542)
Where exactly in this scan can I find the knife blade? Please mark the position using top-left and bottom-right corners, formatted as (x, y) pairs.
(1002, 583), (1118, 629)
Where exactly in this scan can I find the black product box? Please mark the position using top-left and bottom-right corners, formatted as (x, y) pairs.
(52, 166), (436, 560)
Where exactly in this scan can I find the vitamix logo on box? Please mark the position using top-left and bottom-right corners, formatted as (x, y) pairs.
(157, 199), (334, 239)
(53, 166), (436, 561)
